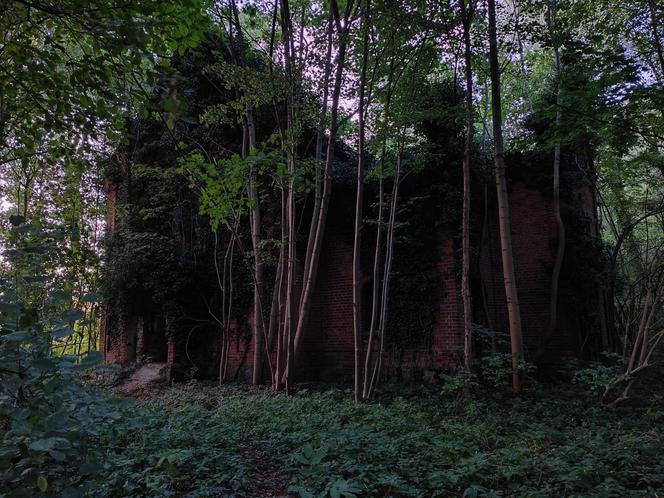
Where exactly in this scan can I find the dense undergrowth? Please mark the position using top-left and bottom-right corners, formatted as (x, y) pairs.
(8, 379), (663, 498)
(2, 326), (663, 498)
(7, 383), (664, 497)
(147, 382), (664, 498)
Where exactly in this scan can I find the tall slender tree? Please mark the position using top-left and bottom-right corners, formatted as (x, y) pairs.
(546, 0), (566, 344)
(352, 0), (371, 403)
(459, 0), (475, 372)
(291, 0), (357, 370)
(487, 0), (524, 394)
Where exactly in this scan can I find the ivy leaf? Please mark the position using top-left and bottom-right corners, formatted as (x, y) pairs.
(63, 309), (85, 323)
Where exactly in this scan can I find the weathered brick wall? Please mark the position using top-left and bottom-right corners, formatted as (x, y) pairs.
(154, 188), (468, 382)
(479, 180), (581, 361)
(225, 316), (253, 381)
(105, 174), (595, 382)
(221, 228), (465, 382)
(431, 238), (465, 368)
(480, 182), (552, 351)
(300, 224), (355, 381)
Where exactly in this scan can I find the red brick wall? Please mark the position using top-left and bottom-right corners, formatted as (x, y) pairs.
(104, 177), (593, 381)
(479, 181), (578, 360)
(101, 313), (138, 366)
(222, 228), (465, 382)
(302, 224), (355, 381)
(225, 317), (253, 381)
(431, 239), (465, 368)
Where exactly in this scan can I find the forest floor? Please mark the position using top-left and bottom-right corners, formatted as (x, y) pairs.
(92, 378), (664, 498)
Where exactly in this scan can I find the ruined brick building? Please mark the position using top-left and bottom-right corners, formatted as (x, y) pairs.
(100, 39), (603, 384)
(101, 154), (601, 384)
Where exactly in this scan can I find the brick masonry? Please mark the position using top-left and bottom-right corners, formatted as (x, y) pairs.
(103, 169), (595, 382)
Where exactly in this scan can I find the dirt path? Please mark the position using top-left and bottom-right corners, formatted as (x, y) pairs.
(239, 439), (292, 498)
(118, 362), (170, 396)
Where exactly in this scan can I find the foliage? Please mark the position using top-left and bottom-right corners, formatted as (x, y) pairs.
(4, 363), (664, 497)
(178, 149), (286, 231)
(573, 353), (624, 398)
(0, 322), (249, 497)
(0, 257), (124, 495)
(0, 0), (208, 165)
(88, 400), (249, 498)
(143, 382), (664, 498)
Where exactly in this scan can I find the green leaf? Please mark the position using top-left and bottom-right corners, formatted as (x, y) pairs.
(1, 331), (31, 342)
(32, 357), (57, 372)
(29, 437), (72, 452)
(63, 309), (85, 323)
(52, 327), (75, 339)
(82, 292), (101, 303)
(0, 301), (21, 314)
(37, 475), (48, 492)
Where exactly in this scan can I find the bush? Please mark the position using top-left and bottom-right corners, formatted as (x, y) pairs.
(0, 297), (134, 496)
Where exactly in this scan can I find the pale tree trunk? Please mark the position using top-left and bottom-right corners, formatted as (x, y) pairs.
(265, 0), (286, 389)
(227, 0), (266, 386)
(291, 0), (355, 368)
(367, 147), (403, 397)
(460, 0), (474, 372)
(285, 169), (296, 393)
(246, 110), (266, 386)
(362, 61), (394, 400)
(362, 141), (386, 399)
(273, 188), (287, 391)
(604, 270), (664, 405)
(279, 0), (297, 393)
(265, 255), (283, 379)
(221, 233), (236, 383)
(542, 0), (566, 357)
(216, 218), (237, 384)
(353, 0), (370, 403)
(214, 230), (226, 384)
(487, 0), (525, 394)
(301, 9), (333, 304)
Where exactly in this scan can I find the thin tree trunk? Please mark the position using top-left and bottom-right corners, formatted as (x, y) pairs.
(246, 110), (266, 386)
(353, 0), (370, 403)
(213, 230), (225, 385)
(279, 0), (297, 393)
(217, 221), (237, 384)
(292, 0), (354, 364)
(487, 0), (525, 394)
(274, 188), (287, 391)
(264, 254), (283, 378)
(362, 140), (386, 399)
(363, 59), (393, 399)
(368, 148), (402, 398)
(546, 0), (566, 351)
(285, 165), (296, 393)
(226, 0), (266, 386)
(301, 10), (333, 304)
(460, 0), (474, 372)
